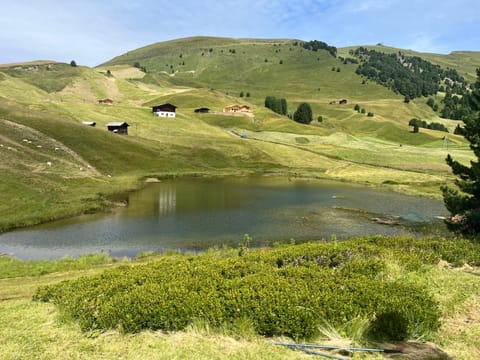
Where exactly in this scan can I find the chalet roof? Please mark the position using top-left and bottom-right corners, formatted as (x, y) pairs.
(152, 103), (177, 109)
(107, 122), (129, 127)
(194, 107), (210, 112)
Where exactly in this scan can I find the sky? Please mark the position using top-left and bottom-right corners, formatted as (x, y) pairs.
(1, 0), (479, 67)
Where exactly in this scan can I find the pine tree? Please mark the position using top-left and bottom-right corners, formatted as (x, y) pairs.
(293, 103), (313, 124)
(441, 68), (480, 235)
(280, 98), (287, 115)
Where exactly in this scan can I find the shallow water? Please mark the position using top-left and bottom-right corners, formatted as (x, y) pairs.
(0, 177), (448, 260)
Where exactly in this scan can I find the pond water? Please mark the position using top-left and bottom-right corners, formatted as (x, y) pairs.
(0, 177), (448, 260)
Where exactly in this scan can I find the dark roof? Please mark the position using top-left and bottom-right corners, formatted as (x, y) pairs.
(194, 107), (210, 113)
(107, 122), (129, 127)
(152, 103), (177, 111)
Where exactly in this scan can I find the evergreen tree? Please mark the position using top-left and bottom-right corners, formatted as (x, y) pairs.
(280, 98), (287, 115)
(265, 96), (275, 109)
(70, 60), (77, 67)
(293, 103), (313, 124)
(441, 68), (480, 235)
(265, 96), (287, 116)
(468, 68), (480, 112)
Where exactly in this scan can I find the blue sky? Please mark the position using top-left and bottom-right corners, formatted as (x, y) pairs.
(1, 0), (479, 66)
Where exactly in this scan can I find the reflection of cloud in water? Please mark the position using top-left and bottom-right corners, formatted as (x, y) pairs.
(158, 187), (176, 216)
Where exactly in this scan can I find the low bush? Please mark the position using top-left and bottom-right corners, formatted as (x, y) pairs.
(34, 236), (480, 340)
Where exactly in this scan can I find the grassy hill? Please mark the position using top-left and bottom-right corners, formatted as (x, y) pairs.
(338, 45), (480, 82)
(0, 36), (477, 231)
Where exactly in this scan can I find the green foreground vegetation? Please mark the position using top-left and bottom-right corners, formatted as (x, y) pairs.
(1, 236), (480, 359)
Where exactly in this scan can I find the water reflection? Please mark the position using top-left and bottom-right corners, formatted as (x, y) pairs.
(158, 186), (176, 216)
(0, 177), (448, 260)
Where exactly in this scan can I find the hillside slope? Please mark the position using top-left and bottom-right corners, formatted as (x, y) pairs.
(0, 37), (476, 231)
(100, 36), (474, 141)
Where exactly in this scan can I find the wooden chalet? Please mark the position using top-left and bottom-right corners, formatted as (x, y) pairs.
(224, 104), (251, 113)
(107, 122), (129, 135)
(152, 103), (177, 118)
(98, 98), (114, 105)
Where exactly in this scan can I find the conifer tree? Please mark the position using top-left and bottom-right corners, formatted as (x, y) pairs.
(441, 68), (480, 235)
(293, 103), (313, 124)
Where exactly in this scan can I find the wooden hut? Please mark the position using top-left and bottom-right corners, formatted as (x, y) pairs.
(107, 122), (129, 135)
(224, 104), (251, 113)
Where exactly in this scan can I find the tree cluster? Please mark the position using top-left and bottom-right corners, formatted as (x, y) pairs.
(408, 118), (449, 132)
(133, 62), (147, 73)
(301, 40), (337, 57)
(338, 56), (359, 64)
(442, 69), (480, 235)
(353, 48), (468, 100)
(264, 96), (287, 115)
(426, 97), (439, 112)
(293, 103), (313, 124)
(441, 92), (471, 120)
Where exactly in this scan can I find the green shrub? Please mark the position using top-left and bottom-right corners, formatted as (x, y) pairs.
(33, 236), (480, 340)
(369, 311), (409, 341)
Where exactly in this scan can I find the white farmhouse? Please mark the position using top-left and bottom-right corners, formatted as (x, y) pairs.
(152, 103), (177, 118)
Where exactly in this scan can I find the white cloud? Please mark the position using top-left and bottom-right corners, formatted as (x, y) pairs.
(0, 0), (478, 65)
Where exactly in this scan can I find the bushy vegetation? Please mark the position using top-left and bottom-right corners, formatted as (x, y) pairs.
(441, 92), (471, 120)
(34, 236), (480, 341)
(293, 102), (313, 124)
(301, 40), (337, 57)
(442, 69), (480, 235)
(264, 96), (287, 115)
(353, 48), (468, 100)
(408, 118), (449, 132)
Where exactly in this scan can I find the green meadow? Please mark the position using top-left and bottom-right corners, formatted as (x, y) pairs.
(1, 36), (479, 359)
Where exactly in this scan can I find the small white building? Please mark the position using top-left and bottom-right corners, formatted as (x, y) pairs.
(152, 103), (177, 118)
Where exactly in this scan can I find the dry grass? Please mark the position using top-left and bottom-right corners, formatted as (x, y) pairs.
(437, 299), (480, 359)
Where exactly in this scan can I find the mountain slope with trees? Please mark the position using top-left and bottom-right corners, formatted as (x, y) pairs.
(0, 36), (477, 231)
